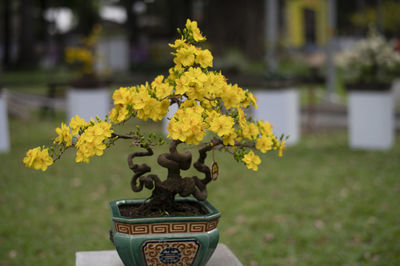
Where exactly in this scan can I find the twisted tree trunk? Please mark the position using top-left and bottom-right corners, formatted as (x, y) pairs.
(127, 138), (222, 212)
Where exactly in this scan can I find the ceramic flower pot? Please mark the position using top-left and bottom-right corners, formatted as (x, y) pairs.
(253, 88), (300, 145)
(0, 89), (10, 153)
(109, 198), (220, 266)
(66, 87), (111, 122)
(348, 88), (394, 150)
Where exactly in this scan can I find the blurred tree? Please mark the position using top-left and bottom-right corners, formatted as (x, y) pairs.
(37, 0), (49, 43)
(1, 0), (11, 68)
(167, 0), (193, 36)
(69, 0), (100, 35)
(350, 0), (400, 36)
(17, 0), (36, 68)
(121, 0), (139, 45)
(204, 0), (264, 60)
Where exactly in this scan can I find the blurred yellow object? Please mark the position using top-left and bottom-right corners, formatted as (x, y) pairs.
(286, 0), (327, 47)
(65, 25), (102, 75)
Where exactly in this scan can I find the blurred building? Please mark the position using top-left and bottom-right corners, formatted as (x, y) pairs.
(286, 0), (327, 48)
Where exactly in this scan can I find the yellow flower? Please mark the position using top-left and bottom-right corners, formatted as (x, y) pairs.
(23, 147), (53, 171)
(195, 49), (213, 68)
(185, 19), (206, 42)
(257, 120), (274, 136)
(222, 131), (237, 146)
(109, 105), (130, 124)
(131, 85), (151, 110)
(204, 72), (226, 98)
(55, 122), (73, 147)
(151, 75), (164, 88)
(220, 84), (245, 109)
(242, 151), (261, 171)
(69, 115), (87, 135)
(256, 135), (273, 153)
(175, 73), (191, 95)
(174, 45), (196, 67)
(151, 76), (172, 99)
(184, 67), (208, 99)
(169, 38), (186, 49)
(156, 83), (172, 99)
(242, 122), (259, 140)
(250, 93), (258, 109)
(168, 106), (206, 144)
(112, 87), (134, 106)
(204, 109), (219, 125)
(137, 98), (169, 122)
(208, 115), (235, 137)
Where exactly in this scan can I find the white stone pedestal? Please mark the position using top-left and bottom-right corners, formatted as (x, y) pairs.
(67, 88), (111, 122)
(76, 243), (242, 266)
(0, 90), (10, 153)
(253, 88), (300, 145)
(349, 90), (394, 150)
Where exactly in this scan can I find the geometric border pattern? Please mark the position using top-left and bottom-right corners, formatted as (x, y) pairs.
(115, 219), (219, 235)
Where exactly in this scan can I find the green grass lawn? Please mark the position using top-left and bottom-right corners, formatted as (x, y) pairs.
(1, 114), (400, 266)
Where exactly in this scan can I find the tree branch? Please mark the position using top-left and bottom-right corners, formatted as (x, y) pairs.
(194, 137), (223, 185)
(127, 145), (157, 192)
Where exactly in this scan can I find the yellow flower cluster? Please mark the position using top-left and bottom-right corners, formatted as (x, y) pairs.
(109, 83), (170, 124)
(164, 21), (285, 169)
(23, 147), (53, 171)
(65, 47), (94, 74)
(242, 151), (261, 171)
(75, 121), (113, 163)
(24, 115), (114, 170)
(168, 101), (206, 145)
(65, 25), (102, 74)
(55, 123), (73, 147)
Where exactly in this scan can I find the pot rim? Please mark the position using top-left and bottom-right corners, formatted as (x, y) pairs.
(110, 197), (220, 224)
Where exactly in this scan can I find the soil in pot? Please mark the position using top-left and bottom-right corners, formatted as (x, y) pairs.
(119, 200), (209, 218)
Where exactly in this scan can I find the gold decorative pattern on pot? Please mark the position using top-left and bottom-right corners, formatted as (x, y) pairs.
(170, 223), (187, 233)
(132, 224), (150, 234)
(189, 222), (207, 232)
(114, 219), (218, 235)
(115, 223), (132, 234)
(141, 239), (200, 266)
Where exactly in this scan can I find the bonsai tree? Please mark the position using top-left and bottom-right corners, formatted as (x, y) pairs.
(65, 24), (110, 87)
(23, 19), (286, 214)
(65, 24), (102, 75)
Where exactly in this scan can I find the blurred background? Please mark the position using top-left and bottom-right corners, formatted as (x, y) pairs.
(2, 0), (400, 78)
(1, 0), (400, 265)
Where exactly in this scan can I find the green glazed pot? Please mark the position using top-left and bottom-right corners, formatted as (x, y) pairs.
(109, 198), (220, 266)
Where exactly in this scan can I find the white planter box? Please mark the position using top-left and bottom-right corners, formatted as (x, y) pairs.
(67, 88), (111, 122)
(162, 103), (178, 137)
(97, 36), (130, 72)
(348, 90), (394, 150)
(392, 78), (400, 107)
(253, 88), (300, 145)
(0, 91), (10, 153)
